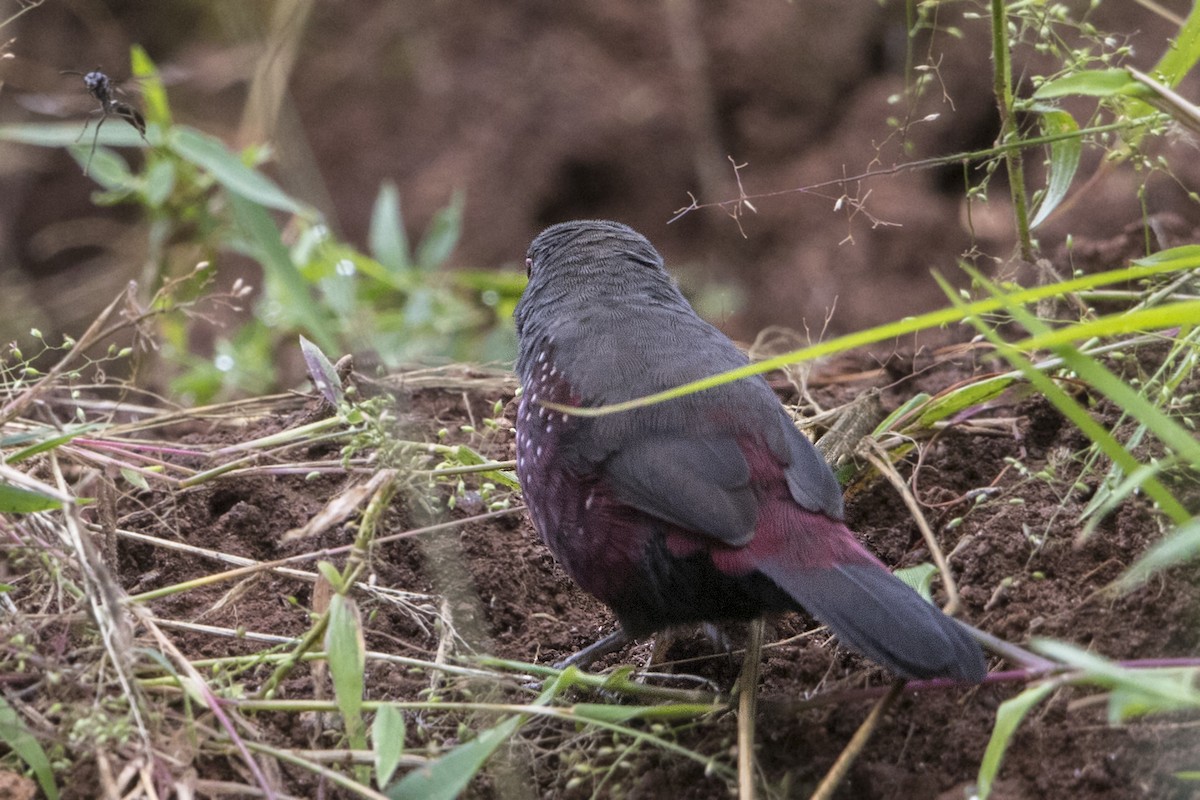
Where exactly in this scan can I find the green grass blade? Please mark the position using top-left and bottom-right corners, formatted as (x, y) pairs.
(907, 375), (1017, 431)
(977, 681), (1058, 799)
(0, 483), (63, 513)
(1012, 302), (1200, 351)
(1117, 516), (1200, 591)
(1079, 458), (1175, 540)
(552, 252), (1200, 418)
(933, 271), (1190, 523)
(0, 696), (58, 800)
(1033, 640), (1200, 722)
(570, 702), (719, 724)
(386, 714), (521, 800)
(414, 193), (463, 272)
(386, 664), (576, 798)
(959, 264), (1200, 474)
(5, 425), (97, 463)
(1051, 338), (1200, 468)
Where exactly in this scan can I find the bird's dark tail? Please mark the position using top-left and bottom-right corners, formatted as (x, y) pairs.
(728, 507), (987, 682)
(762, 560), (986, 681)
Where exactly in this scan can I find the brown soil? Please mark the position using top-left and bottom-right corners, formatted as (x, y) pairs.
(90, 338), (1200, 799)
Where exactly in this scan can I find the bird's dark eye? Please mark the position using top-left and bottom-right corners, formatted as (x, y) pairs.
(525, 257), (533, 277)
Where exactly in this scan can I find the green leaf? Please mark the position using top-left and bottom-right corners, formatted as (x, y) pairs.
(387, 715), (521, 800)
(414, 194), (463, 272)
(170, 127), (310, 216)
(329, 249), (415, 292)
(894, 563), (939, 603)
(567, 704), (647, 724)
(977, 681), (1058, 799)
(0, 695), (59, 800)
(369, 181), (410, 272)
(299, 335), (344, 406)
(1151, 2), (1200, 87)
(1109, 682), (1197, 721)
(385, 670), (567, 798)
(1043, 338), (1200, 469)
(316, 561), (345, 594)
(0, 483), (62, 513)
(6, 425), (96, 463)
(68, 144), (134, 188)
(229, 193), (337, 352)
(449, 445), (521, 490)
(325, 594), (366, 750)
(1032, 68), (1141, 99)
(129, 44), (172, 128)
(453, 269), (529, 298)
(0, 122), (144, 147)
(571, 703), (717, 723)
(142, 158), (176, 207)
(372, 705), (406, 788)
(1029, 107), (1081, 229)
(909, 375), (1017, 431)
(120, 468), (151, 491)
(874, 392), (930, 433)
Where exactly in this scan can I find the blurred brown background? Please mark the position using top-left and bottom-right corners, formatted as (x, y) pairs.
(0, 0), (1195, 355)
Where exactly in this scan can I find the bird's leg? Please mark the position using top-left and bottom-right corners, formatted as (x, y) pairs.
(698, 622), (735, 658)
(553, 628), (632, 670)
(646, 623), (736, 670)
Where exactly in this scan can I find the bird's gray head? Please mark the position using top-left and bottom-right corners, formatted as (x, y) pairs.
(515, 220), (680, 339)
(525, 220), (661, 275)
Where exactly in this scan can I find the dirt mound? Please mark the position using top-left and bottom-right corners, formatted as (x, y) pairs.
(86, 343), (1199, 799)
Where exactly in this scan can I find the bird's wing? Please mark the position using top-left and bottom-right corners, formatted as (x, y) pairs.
(766, 407), (846, 521)
(602, 435), (758, 546)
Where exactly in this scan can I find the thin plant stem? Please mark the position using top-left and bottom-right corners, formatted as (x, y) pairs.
(810, 682), (905, 800)
(737, 618), (764, 800)
(990, 0), (1035, 261)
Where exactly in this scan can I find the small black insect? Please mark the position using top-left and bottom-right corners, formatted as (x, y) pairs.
(60, 69), (148, 176)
